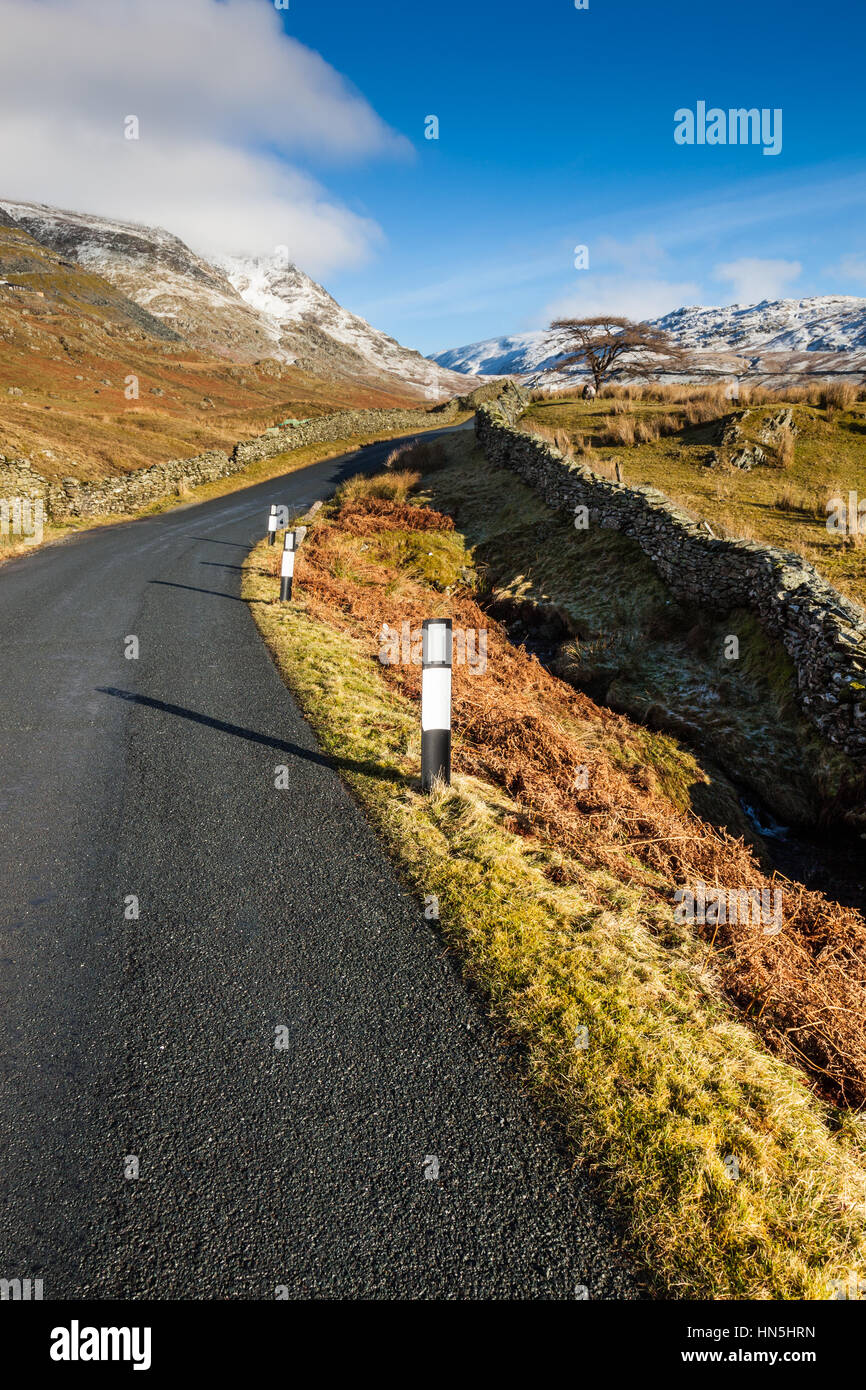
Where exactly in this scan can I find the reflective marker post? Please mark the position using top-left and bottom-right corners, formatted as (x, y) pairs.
(280, 530), (296, 602)
(421, 618), (452, 792)
(267, 504), (279, 545)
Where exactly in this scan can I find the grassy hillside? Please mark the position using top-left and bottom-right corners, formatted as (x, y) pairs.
(0, 215), (426, 482)
(242, 435), (866, 1299)
(523, 383), (866, 611)
(423, 432), (864, 835)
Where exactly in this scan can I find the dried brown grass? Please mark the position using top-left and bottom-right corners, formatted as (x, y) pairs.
(684, 396), (726, 426)
(523, 419), (575, 459)
(820, 382), (857, 410)
(600, 414), (636, 446)
(775, 425), (797, 468)
(295, 492), (866, 1109)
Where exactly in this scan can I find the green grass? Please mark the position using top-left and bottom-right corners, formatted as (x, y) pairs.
(417, 434), (862, 832)
(524, 395), (866, 610)
(243, 495), (866, 1301)
(367, 529), (468, 592)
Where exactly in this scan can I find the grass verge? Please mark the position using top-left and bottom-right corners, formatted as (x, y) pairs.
(420, 435), (864, 834)
(242, 451), (866, 1300)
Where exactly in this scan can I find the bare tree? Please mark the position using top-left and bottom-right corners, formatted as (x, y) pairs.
(548, 315), (691, 391)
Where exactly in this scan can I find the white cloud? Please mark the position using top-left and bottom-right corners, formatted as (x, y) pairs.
(543, 276), (702, 324)
(826, 254), (866, 286)
(0, 0), (408, 274)
(540, 235), (700, 324)
(713, 257), (802, 304)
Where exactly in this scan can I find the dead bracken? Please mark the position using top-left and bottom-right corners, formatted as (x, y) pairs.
(290, 485), (866, 1110)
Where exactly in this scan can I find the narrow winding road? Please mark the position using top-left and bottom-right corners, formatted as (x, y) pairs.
(0, 428), (640, 1299)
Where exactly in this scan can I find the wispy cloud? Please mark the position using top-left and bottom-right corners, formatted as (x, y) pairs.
(380, 164), (866, 347)
(543, 276), (702, 323)
(357, 251), (567, 321)
(542, 236), (700, 321)
(0, 0), (409, 274)
(825, 254), (866, 287)
(592, 235), (668, 271)
(713, 257), (802, 303)
(618, 167), (866, 255)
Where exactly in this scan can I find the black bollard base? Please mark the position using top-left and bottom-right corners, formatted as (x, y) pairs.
(421, 728), (451, 792)
(280, 575), (293, 602)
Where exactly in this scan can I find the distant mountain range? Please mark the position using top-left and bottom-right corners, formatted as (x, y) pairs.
(0, 199), (470, 400)
(430, 296), (866, 384)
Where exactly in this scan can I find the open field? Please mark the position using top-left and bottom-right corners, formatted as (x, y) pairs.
(523, 384), (866, 611)
(243, 433), (866, 1299)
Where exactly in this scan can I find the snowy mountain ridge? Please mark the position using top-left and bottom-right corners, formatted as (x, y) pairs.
(0, 198), (471, 399)
(431, 296), (866, 382)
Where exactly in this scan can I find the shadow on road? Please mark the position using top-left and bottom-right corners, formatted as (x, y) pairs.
(96, 687), (410, 786)
(189, 537), (252, 548)
(147, 578), (265, 603)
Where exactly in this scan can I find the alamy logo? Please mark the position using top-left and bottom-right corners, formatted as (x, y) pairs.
(673, 882), (784, 936)
(378, 621), (487, 673)
(50, 1321), (152, 1371)
(0, 496), (44, 543)
(828, 1273), (866, 1300)
(674, 102), (782, 156)
(0, 1277), (43, 1300)
(827, 492), (865, 535)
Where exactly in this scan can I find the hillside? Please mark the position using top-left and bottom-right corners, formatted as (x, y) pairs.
(216, 253), (464, 398)
(431, 296), (866, 385)
(521, 384), (866, 612)
(1, 199), (471, 400)
(0, 200), (473, 480)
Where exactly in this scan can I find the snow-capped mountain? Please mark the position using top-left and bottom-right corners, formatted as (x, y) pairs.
(655, 297), (866, 355)
(433, 329), (568, 379)
(0, 199), (472, 399)
(215, 252), (464, 398)
(0, 198), (269, 357)
(432, 296), (866, 383)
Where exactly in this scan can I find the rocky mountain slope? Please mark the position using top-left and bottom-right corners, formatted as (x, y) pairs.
(0, 203), (454, 481)
(0, 199), (470, 400)
(655, 297), (866, 356)
(215, 253), (464, 398)
(432, 296), (866, 384)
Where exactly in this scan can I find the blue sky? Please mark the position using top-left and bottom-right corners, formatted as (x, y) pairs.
(276, 0), (866, 353)
(2, 0), (864, 357)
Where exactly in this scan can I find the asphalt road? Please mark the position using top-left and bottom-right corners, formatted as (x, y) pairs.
(0, 427), (641, 1300)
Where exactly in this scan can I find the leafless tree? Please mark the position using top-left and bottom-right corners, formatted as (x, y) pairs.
(548, 315), (692, 391)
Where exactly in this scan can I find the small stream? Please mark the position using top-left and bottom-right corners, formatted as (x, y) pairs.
(493, 600), (866, 916)
(738, 794), (866, 914)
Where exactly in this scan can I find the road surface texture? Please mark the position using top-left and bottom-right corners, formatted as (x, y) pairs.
(0, 428), (642, 1299)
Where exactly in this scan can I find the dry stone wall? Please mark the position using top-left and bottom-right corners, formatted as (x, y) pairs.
(475, 390), (866, 759)
(0, 399), (461, 523)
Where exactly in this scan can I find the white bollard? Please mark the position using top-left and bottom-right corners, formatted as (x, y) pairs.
(421, 618), (452, 791)
(267, 504), (279, 545)
(280, 530), (296, 601)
